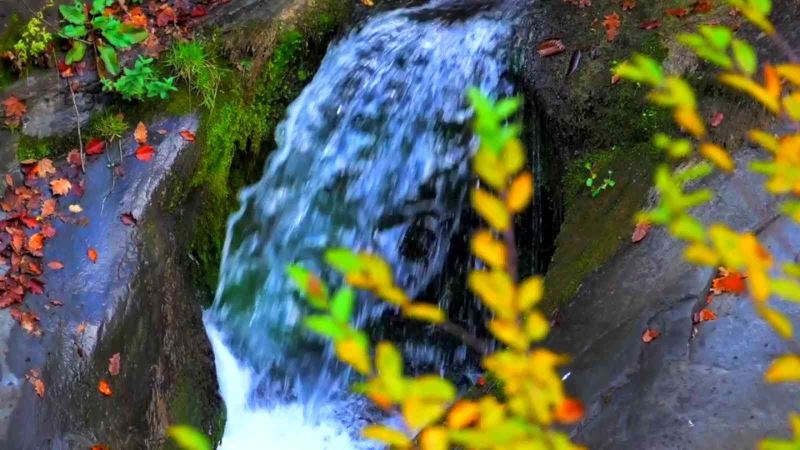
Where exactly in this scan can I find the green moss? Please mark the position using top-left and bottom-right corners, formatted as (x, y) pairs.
(166, 379), (226, 450)
(0, 13), (24, 91)
(186, 0), (351, 295)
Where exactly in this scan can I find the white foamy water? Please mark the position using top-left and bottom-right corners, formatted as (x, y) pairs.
(207, 325), (369, 450)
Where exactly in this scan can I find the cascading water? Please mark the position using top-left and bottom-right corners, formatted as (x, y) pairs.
(205, 1), (520, 448)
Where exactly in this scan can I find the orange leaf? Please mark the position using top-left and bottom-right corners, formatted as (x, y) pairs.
(108, 353), (121, 376)
(179, 130), (196, 142)
(555, 397), (584, 423)
(693, 308), (717, 323)
(447, 401), (480, 429)
(631, 220), (651, 243)
(135, 145), (155, 161)
(537, 39), (567, 57)
(765, 64), (781, 99)
(506, 172), (533, 213)
(621, 0), (636, 10)
(134, 121), (148, 144)
(711, 269), (747, 294)
(88, 247), (98, 263)
(26, 369), (45, 398)
(47, 261), (64, 270)
(2, 95), (26, 127)
(641, 328), (661, 343)
(665, 7), (689, 17)
(91, 445), (110, 450)
(603, 13), (621, 42)
(98, 380), (113, 396)
(50, 178), (72, 196)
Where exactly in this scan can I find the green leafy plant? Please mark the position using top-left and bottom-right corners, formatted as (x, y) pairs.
(583, 162), (616, 197)
(166, 41), (222, 109)
(11, 11), (53, 70)
(285, 89), (583, 450)
(58, 0), (148, 76)
(101, 56), (176, 100)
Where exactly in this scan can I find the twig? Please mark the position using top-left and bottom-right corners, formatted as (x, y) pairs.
(67, 80), (85, 172)
(438, 321), (490, 356)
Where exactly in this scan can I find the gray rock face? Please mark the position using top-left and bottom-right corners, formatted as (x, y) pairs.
(550, 146), (800, 449)
(0, 115), (220, 449)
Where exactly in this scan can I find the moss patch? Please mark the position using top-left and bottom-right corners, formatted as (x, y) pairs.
(0, 13), (23, 92)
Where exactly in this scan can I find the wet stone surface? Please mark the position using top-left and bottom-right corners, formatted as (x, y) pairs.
(550, 146), (800, 449)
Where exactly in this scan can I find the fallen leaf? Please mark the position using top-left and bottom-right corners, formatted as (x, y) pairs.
(68, 204), (83, 213)
(35, 159), (56, 178)
(67, 150), (83, 166)
(135, 145), (155, 161)
(640, 19), (661, 30)
(11, 309), (42, 336)
(108, 353), (121, 376)
(88, 247), (98, 263)
(50, 178), (72, 196)
(2, 95), (26, 128)
(58, 61), (74, 78)
(641, 328), (661, 342)
(41, 198), (57, 217)
(179, 130), (196, 142)
(49, 299), (64, 307)
(26, 369), (45, 397)
(28, 233), (44, 254)
(621, 0), (636, 10)
(710, 112), (725, 127)
(86, 138), (106, 156)
(120, 212), (137, 226)
(134, 121), (148, 144)
(693, 308), (718, 323)
(537, 39), (567, 57)
(631, 220), (651, 243)
(125, 6), (148, 28)
(76, 322), (87, 334)
(555, 397), (584, 423)
(47, 261), (65, 270)
(98, 379), (113, 396)
(692, 0), (712, 13)
(90, 445), (110, 450)
(190, 5), (207, 17)
(602, 13), (621, 42)
(156, 5), (177, 27)
(665, 7), (689, 17)
(711, 268), (747, 294)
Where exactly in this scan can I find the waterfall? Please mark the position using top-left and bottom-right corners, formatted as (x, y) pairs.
(205, 1), (519, 447)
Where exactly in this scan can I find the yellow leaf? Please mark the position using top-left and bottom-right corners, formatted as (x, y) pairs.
(403, 303), (445, 324)
(420, 427), (448, 450)
(700, 143), (735, 172)
(517, 276), (544, 310)
(748, 269), (771, 302)
(765, 64), (782, 99)
(335, 337), (371, 375)
(674, 106), (706, 138)
(402, 396), (447, 430)
(359, 254), (394, 287)
(447, 400), (480, 429)
(506, 172), (534, 213)
(765, 354), (800, 383)
(471, 188), (511, 231)
(488, 319), (529, 351)
(790, 412), (800, 437)
(748, 129), (780, 153)
(502, 138), (526, 174)
(719, 73), (780, 113)
(471, 230), (507, 270)
(777, 64), (800, 87)
(474, 147), (508, 190)
(783, 93), (800, 121)
(756, 305), (793, 339)
(362, 425), (411, 448)
(468, 270), (515, 318)
(377, 285), (409, 307)
(525, 311), (550, 341)
(684, 243), (719, 266)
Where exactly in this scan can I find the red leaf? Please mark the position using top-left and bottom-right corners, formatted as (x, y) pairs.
(642, 328), (662, 343)
(135, 145), (155, 161)
(108, 353), (121, 376)
(58, 61), (74, 78)
(179, 130), (196, 142)
(693, 308), (718, 324)
(621, 0), (636, 10)
(692, 0), (713, 13)
(537, 39), (567, 57)
(67, 150), (83, 166)
(88, 247), (98, 263)
(631, 221), (651, 243)
(156, 6), (177, 27)
(98, 379), (113, 396)
(555, 397), (584, 423)
(711, 269), (746, 294)
(665, 7), (689, 17)
(120, 212), (138, 226)
(47, 261), (65, 270)
(710, 112), (724, 127)
(640, 19), (661, 30)
(86, 138), (106, 155)
(190, 5), (207, 17)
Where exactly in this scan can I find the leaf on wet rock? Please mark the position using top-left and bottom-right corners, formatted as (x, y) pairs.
(25, 369), (45, 398)
(35, 159), (56, 178)
(631, 220), (651, 243)
(2, 95), (26, 128)
(88, 247), (98, 263)
(641, 328), (661, 342)
(711, 268), (747, 294)
(555, 397), (584, 423)
(86, 138), (106, 155)
(135, 145), (156, 161)
(134, 121), (148, 144)
(11, 309), (42, 336)
(693, 308), (717, 324)
(47, 261), (64, 270)
(765, 354), (800, 383)
(602, 13), (621, 42)
(67, 150), (83, 166)
(50, 178), (72, 196)
(179, 130), (196, 142)
(109, 352), (121, 376)
(537, 39), (567, 57)
(120, 212), (138, 226)
(98, 379), (113, 396)
(41, 198), (57, 217)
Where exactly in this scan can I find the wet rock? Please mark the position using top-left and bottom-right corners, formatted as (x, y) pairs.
(0, 115), (221, 449)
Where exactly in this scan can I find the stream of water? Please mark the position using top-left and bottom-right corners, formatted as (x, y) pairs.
(204, 1), (519, 447)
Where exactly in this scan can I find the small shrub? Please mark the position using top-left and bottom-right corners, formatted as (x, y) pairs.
(91, 112), (128, 142)
(11, 11), (53, 70)
(166, 41), (222, 109)
(101, 56), (177, 100)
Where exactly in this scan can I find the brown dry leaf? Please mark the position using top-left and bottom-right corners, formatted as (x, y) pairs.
(156, 5), (176, 27)
(98, 379), (113, 396)
(603, 13), (621, 42)
(28, 233), (44, 254)
(2, 95), (26, 127)
(621, 0), (636, 10)
(125, 6), (148, 27)
(35, 159), (56, 178)
(641, 328), (661, 343)
(631, 220), (651, 243)
(134, 121), (148, 144)
(50, 178), (72, 196)
(108, 352), (121, 376)
(87, 247), (98, 263)
(537, 39), (567, 57)
(41, 198), (57, 217)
